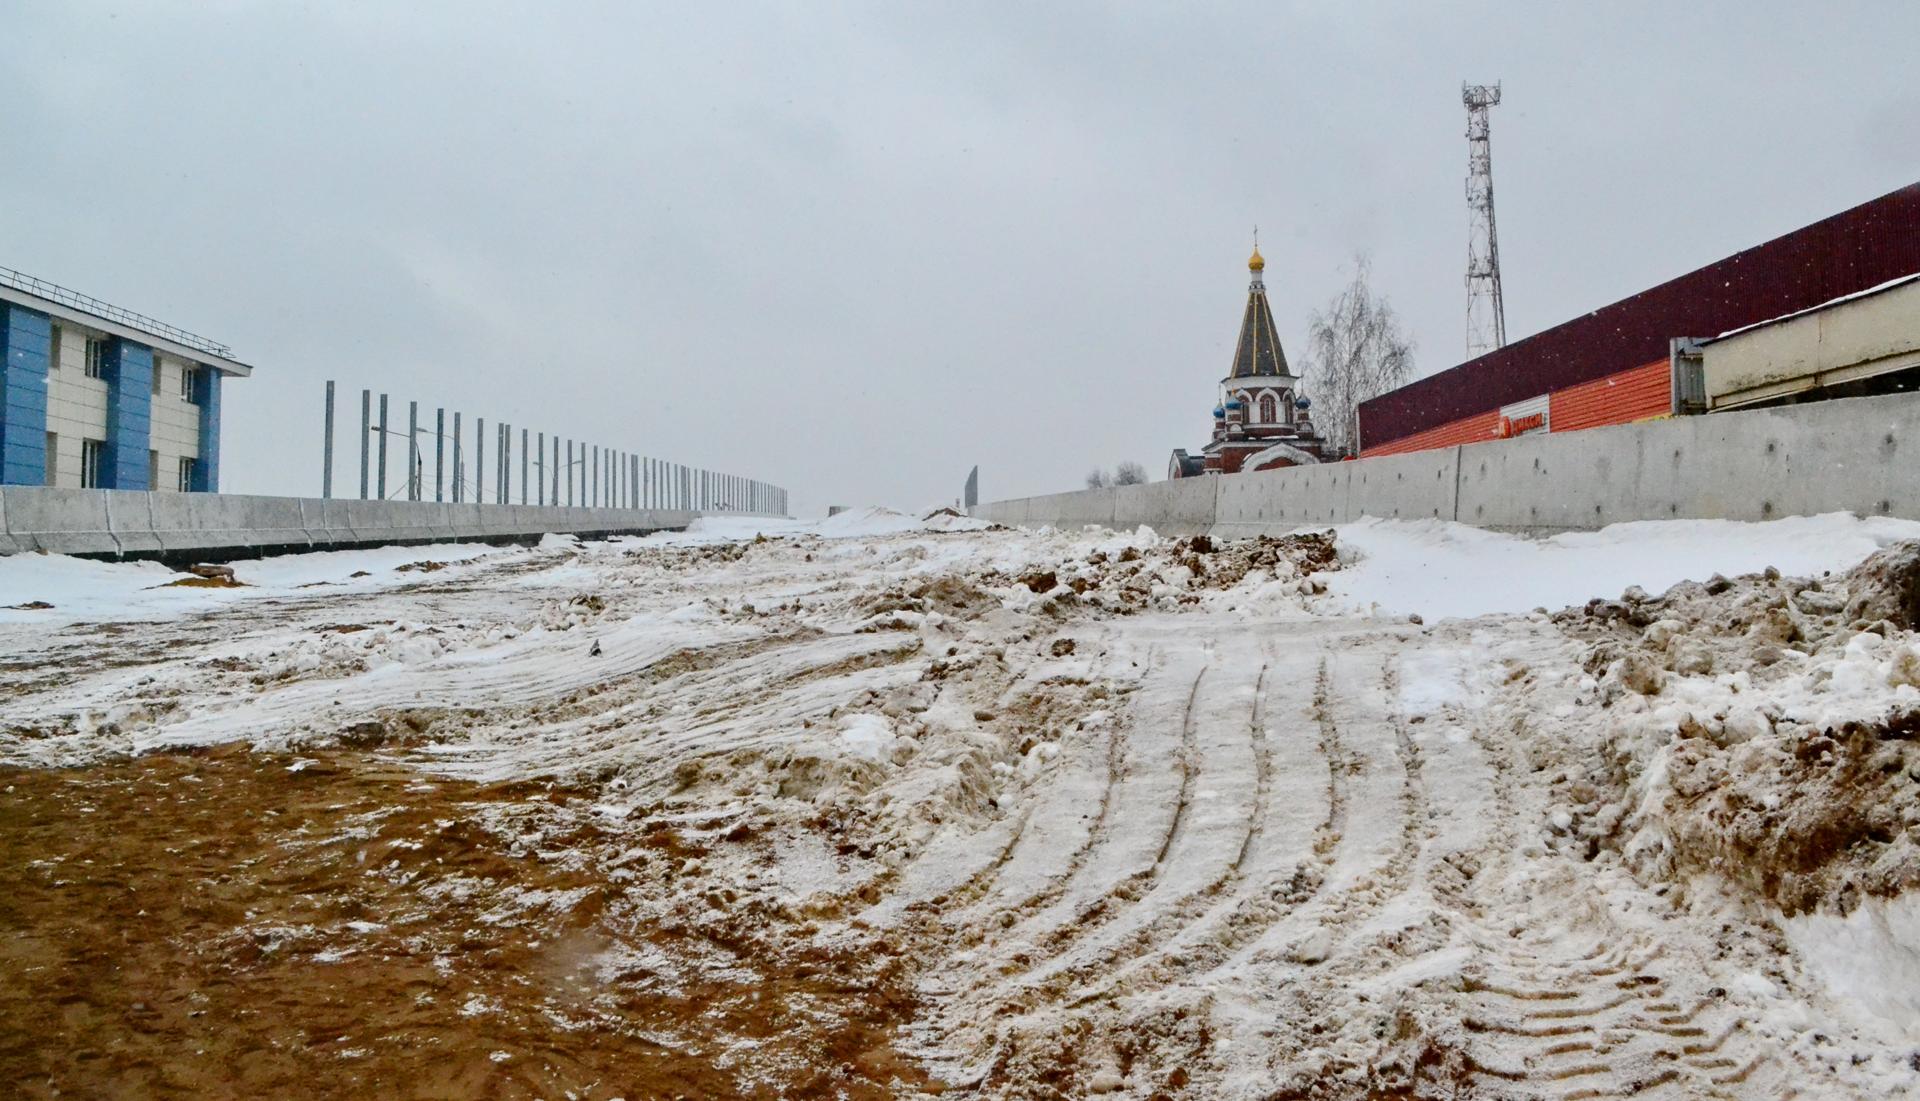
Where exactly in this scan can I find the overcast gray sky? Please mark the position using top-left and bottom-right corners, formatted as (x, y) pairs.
(2, 3), (1915, 514)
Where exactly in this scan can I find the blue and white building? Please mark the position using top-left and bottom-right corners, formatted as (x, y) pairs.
(0, 268), (249, 492)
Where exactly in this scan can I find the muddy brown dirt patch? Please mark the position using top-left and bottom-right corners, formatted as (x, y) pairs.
(0, 745), (941, 1100)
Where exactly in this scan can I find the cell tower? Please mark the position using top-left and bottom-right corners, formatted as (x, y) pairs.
(1463, 81), (1507, 358)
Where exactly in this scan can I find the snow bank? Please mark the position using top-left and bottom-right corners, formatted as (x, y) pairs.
(1784, 893), (1920, 1037)
(0, 542), (511, 624)
(1328, 512), (1920, 621)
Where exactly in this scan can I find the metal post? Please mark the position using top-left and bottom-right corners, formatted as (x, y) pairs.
(590, 445), (598, 507)
(536, 431), (544, 506)
(376, 394), (389, 501)
(474, 417), (484, 506)
(565, 440), (573, 507)
(435, 408), (445, 502)
(521, 428), (529, 505)
(552, 436), (560, 506)
(452, 412), (463, 503)
(407, 401), (420, 501)
(322, 380), (335, 499)
(358, 389), (371, 499)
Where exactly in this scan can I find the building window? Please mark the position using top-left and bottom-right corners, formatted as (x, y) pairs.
(178, 457), (196, 492)
(45, 433), (57, 486)
(49, 325), (62, 372)
(84, 337), (108, 379)
(1259, 392), (1278, 424)
(149, 450), (160, 489)
(80, 438), (105, 488)
(151, 356), (164, 395)
(181, 365), (199, 403)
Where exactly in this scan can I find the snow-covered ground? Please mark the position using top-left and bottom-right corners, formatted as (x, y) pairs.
(5, 507), (1920, 1098)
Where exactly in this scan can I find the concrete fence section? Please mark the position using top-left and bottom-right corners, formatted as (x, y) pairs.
(974, 391), (1920, 536)
(0, 485), (782, 562)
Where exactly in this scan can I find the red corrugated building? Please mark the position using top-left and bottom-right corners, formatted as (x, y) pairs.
(1358, 182), (1920, 456)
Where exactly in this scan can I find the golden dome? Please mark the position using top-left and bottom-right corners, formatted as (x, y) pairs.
(1248, 246), (1265, 272)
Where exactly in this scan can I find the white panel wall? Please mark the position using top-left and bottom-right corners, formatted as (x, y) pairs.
(148, 353), (204, 492)
(44, 321), (108, 488)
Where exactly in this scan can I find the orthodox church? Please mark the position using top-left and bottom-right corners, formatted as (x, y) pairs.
(1168, 245), (1330, 479)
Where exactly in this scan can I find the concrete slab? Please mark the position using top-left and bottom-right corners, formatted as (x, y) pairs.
(3, 487), (120, 555)
(1113, 478), (1214, 535)
(103, 491), (163, 555)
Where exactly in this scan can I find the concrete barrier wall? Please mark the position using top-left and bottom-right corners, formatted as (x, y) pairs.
(973, 391), (1920, 536)
(0, 485), (776, 560)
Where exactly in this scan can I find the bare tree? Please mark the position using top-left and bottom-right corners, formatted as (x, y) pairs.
(1113, 461), (1148, 485)
(1085, 468), (1112, 489)
(1300, 255), (1415, 458)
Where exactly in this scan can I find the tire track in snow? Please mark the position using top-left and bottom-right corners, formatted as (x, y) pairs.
(1091, 642), (1346, 1007)
(1196, 642), (1417, 1002)
(934, 642), (1154, 948)
(981, 660), (1208, 980)
(1016, 653), (1268, 1005)
(1446, 703), (1813, 1101)
(869, 630), (1138, 933)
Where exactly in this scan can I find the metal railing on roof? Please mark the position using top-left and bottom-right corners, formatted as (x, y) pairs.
(0, 265), (234, 359)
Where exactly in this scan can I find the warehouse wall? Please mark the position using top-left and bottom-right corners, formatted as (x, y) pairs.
(1358, 182), (1920, 450)
(975, 391), (1920, 536)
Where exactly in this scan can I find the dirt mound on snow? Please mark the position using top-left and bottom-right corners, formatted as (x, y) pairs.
(1845, 539), (1920, 630)
(1553, 540), (1920, 916)
(999, 530), (1339, 613)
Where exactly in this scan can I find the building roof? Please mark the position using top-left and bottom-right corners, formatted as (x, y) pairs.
(1228, 253), (1292, 380)
(1357, 181), (1920, 451)
(0, 266), (254, 377)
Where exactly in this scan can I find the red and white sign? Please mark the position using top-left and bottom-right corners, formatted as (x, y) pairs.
(1497, 395), (1551, 439)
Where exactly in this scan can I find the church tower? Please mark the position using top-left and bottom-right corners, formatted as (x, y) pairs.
(1169, 242), (1329, 479)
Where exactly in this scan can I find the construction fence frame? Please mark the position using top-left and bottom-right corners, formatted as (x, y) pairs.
(317, 381), (788, 516)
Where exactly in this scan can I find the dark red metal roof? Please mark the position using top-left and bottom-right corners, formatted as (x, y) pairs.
(1358, 182), (1920, 451)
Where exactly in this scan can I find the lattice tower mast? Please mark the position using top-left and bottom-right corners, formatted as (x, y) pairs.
(1463, 81), (1507, 358)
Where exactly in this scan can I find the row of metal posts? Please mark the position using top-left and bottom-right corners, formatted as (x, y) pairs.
(321, 382), (788, 515)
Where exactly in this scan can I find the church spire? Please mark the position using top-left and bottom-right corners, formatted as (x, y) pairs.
(1228, 237), (1290, 379)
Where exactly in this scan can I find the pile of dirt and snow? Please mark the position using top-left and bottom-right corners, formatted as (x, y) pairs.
(1537, 539), (1920, 1048)
(1550, 541), (1920, 913)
